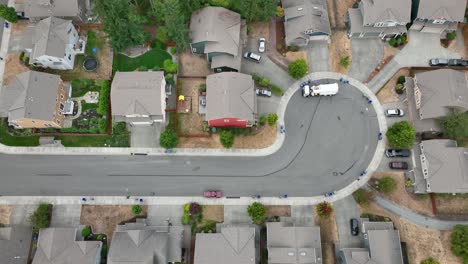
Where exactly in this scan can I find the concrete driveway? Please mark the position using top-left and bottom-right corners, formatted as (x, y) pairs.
(224, 205), (251, 224)
(257, 96), (280, 116)
(50, 204), (81, 227)
(9, 204), (38, 226)
(130, 123), (163, 148)
(308, 40), (330, 72)
(146, 204), (183, 226)
(334, 196), (363, 249)
(291, 205), (314, 225)
(348, 38), (384, 82)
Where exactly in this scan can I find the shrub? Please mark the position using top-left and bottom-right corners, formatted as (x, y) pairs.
(376, 176), (397, 194)
(163, 59), (178, 73)
(400, 35), (407, 44)
(98, 119), (107, 134)
(288, 59), (308, 79)
(29, 203), (51, 232)
(182, 214), (190, 225)
(421, 258), (440, 264)
(151, 40), (166, 50)
(451, 225), (468, 263)
(339, 56), (350, 68)
(96, 234), (104, 241)
(0, 4), (18, 23)
(189, 203), (202, 215)
(160, 129), (178, 149)
(447, 32), (457, 41)
(267, 113), (278, 126)
(81, 226), (92, 238)
(386, 121), (416, 148)
(220, 130), (234, 148)
(199, 83), (206, 92)
(276, 6), (284, 17)
(316, 202), (333, 218)
(259, 115), (267, 126)
(389, 38), (397, 46)
(19, 51), (25, 61)
(97, 81), (110, 116)
(259, 77), (270, 87)
(170, 47), (177, 55)
(199, 220), (217, 233)
(442, 112), (468, 144)
(269, 84), (284, 96)
(288, 45), (299, 52)
(395, 83), (404, 94)
(156, 26), (170, 43)
(405, 179), (412, 187)
(397, 75), (406, 84)
(131, 204), (142, 215)
(101, 244), (108, 258)
(113, 122), (127, 135)
(353, 189), (373, 207)
(247, 202), (267, 224)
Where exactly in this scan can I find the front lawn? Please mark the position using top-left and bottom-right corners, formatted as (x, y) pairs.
(56, 122), (130, 147)
(113, 48), (172, 72)
(0, 119), (40, 146)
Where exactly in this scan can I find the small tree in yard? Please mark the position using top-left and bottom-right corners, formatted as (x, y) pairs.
(376, 176), (397, 194)
(276, 6), (284, 17)
(442, 112), (468, 144)
(0, 4), (18, 23)
(288, 59), (308, 79)
(339, 56), (350, 69)
(132, 205), (142, 215)
(316, 202), (333, 219)
(81, 226), (92, 238)
(267, 113), (278, 126)
(163, 59), (178, 73)
(29, 203), (51, 232)
(447, 32), (457, 41)
(189, 202), (202, 216)
(353, 189), (373, 207)
(247, 202), (267, 224)
(420, 258), (440, 264)
(160, 129), (178, 149)
(451, 225), (468, 263)
(220, 130), (235, 148)
(386, 121), (416, 148)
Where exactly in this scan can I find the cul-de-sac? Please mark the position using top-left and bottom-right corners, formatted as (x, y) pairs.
(0, 0), (467, 263)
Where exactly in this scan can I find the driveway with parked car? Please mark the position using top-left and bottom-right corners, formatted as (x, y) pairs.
(334, 196), (363, 250)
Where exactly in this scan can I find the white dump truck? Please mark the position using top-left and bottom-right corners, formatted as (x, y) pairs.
(302, 82), (339, 97)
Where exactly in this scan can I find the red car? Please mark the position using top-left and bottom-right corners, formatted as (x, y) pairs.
(204, 190), (222, 198)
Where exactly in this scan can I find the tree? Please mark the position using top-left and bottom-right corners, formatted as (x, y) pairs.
(209, 0), (231, 8)
(160, 129), (179, 149)
(376, 176), (397, 194)
(156, 26), (170, 43)
(189, 202), (202, 215)
(81, 226), (92, 238)
(339, 56), (350, 68)
(162, 0), (191, 52)
(386, 121), (416, 148)
(267, 113), (278, 126)
(447, 32), (457, 41)
(29, 203), (51, 232)
(163, 59), (178, 73)
(451, 225), (468, 263)
(442, 112), (468, 144)
(353, 189), (373, 207)
(0, 4), (18, 23)
(316, 202), (333, 218)
(288, 59), (308, 79)
(232, 0), (278, 22)
(132, 205), (143, 215)
(220, 130), (235, 148)
(420, 258), (440, 264)
(247, 202), (267, 224)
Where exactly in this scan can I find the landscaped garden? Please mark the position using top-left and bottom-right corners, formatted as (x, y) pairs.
(56, 122), (130, 147)
(112, 48), (172, 72)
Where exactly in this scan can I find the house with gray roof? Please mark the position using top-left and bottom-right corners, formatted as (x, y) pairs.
(281, 0), (331, 46)
(0, 226), (32, 264)
(108, 218), (189, 264)
(411, 0), (467, 33)
(32, 227), (101, 264)
(25, 17), (86, 70)
(190, 7), (246, 72)
(406, 69), (468, 134)
(339, 220), (404, 264)
(0, 71), (71, 129)
(19, 0), (87, 22)
(267, 221), (322, 264)
(205, 72), (257, 128)
(194, 225), (257, 264)
(410, 139), (468, 193)
(111, 71), (166, 125)
(346, 0), (411, 38)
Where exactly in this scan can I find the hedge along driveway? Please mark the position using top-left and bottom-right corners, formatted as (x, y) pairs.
(113, 48), (172, 72)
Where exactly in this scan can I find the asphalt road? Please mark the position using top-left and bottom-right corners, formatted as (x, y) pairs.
(0, 81), (379, 196)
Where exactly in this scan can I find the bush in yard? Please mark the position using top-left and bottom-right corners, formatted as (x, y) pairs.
(151, 40), (166, 50)
(220, 130), (235, 148)
(81, 226), (92, 238)
(170, 47), (177, 55)
(316, 201), (333, 219)
(276, 6), (284, 17)
(397, 75), (406, 84)
(100, 244), (108, 258)
(0, 4), (18, 23)
(269, 84), (284, 96)
(386, 121), (416, 148)
(131, 204), (142, 215)
(96, 234), (104, 241)
(247, 202), (267, 224)
(182, 214), (190, 225)
(447, 32), (457, 41)
(97, 81), (110, 116)
(288, 59), (308, 79)
(189, 202), (202, 216)
(376, 176), (397, 194)
(288, 45), (299, 52)
(267, 113), (278, 126)
(98, 119), (107, 134)
(163, 59), (178, 73)
(420, 258), (440, 264)
(29, 203), (51, 232)
(339, 56), (350, 68)
(389, 38), (397, 46)
(395, 83), (404, 94)
(259, 77), (270, 87)
(199, 83), (206, 92)
(442, 112), (468, 144)
(156, 26), (170, 44)
(451, 225), (468, 263)
(160, 129), (178, 149)
(259, 115), (267, 126)
(353, 189), (373, 207)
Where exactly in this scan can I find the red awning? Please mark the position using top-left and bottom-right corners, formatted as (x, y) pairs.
(208, 118), (248, 128)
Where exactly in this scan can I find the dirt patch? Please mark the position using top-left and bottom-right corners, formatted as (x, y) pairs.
(329, 30), (351, 74)
(372, 172), (434, 217)
(3, 53), (30, 85)
(265, 205), (291, 218)
(326, 0), (355, 29)
(314, 209), (338, 264)
(376, 68), (409, 104)
(249, 21), (269, 39)
(11, 20), (30, 34)
(0, 205), (13, 225)
(435, 195), (468, 215)
(179, 52), (211, 77)
(178, 78), (208, 135)
(383, 44), (400, 61)
(285, 51), (307, 63)
(203, 205), (224, 222)
(80, 205), (148, 242)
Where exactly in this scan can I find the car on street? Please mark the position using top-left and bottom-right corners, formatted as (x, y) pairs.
(256, 88), (272, 97)
(244, 52), (262, 63)
(350, 218), (359, 236)
(389, 161), (409, 170)
(429, 58), (449, 66)
(385, 149), (411, 158)
(385, 109), (404, 117)
(258, 38), (266, 53)
(448, 59), (468, 67)
(203, 190), (222, 198)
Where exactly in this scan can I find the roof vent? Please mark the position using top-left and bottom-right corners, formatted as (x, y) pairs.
(287, 252), (295, 256)
(300, 252), (307, 256)
(297, 7), (303, 11)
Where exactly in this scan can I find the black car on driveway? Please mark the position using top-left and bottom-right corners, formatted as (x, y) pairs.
(448, 59), (468, 67)
(350, 218), (359, 236)
(389, 161), (409, 170)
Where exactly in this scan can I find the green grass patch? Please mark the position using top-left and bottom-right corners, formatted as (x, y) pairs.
(85, 31), (105, 57)
(81, 102), (98, 112)
(71, 79), (98, 97)
(113, 49), (172, 73)
(57, 122), (129, 147)
(0, 119), (40, 146)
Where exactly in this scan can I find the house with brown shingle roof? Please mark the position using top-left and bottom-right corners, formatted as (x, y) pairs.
(411, 0), (467, 33)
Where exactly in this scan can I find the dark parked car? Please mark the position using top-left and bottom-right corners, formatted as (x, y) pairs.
(429, 58), (449, 66)
(448, 59), (468, 67)
(385, 149), (411, 158)
(350, 218), (359, 236)
(389, 161), (409, 170)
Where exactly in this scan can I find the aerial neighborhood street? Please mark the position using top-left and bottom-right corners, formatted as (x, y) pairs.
(0, 0), (467, 264)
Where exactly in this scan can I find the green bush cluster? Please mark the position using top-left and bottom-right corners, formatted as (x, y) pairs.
(442, 112), (468, 145)
(81, 226), (92, 238)
(156, 26), (170, 43)
(97, 80), (110, 116)
(386, 121), (416, 148)
(339, 56), (350, 69)
(267, 113), (278, 126)
(247, 202), (267, 224)
(170, 47), (177, 55)
(451, 225), (468, 263)
(163, 59), (178, 73)
(447, 32), (457, 41)
(288, 59), (308, 79)
(151, 39), (166, 50)
(199, 83), (207, 92)
(131, 205), (143, 215)
(251, 73), (284, 96)
(0, 4), (18, 23)
(376, 176), (397, 194)
(29, 203), (52, 232)
(182, 203), (203, 227)
(420, 258), (440, 264)
(316, 201), (333, 219)
(160, 129), (179, 149)
(220, 130), (235, 148)
(353, 189), (373, 207)
(388, 34), (407, 47)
